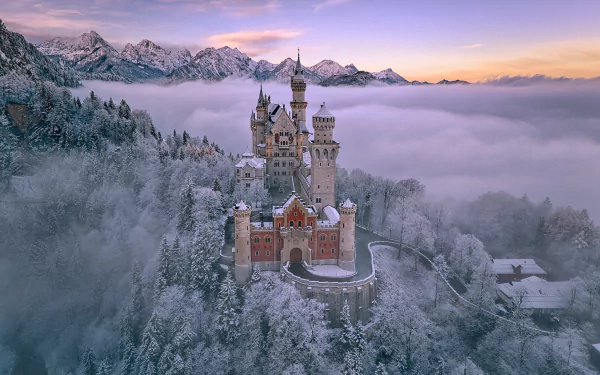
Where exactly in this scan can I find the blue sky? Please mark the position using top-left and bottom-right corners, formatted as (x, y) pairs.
(3, 0), (600, 81)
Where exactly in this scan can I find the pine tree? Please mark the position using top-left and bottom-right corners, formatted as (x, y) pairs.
(97, 359), (113, 375)
(188, 223), (219, 297)
(216, 272), (240, 344)
(374, 363), (388, 375)
(81, 346), (97, 375)
(119, 99), (131, 119)
(154, 237), (170, 301)
(182, 130), (189, 145)
(135, 311), (164, 375)
(340, 300), (356, 350)
(212, 179), (222, 193)
(178, 149), (184, 161)
(341, 348), (362, 375)
(108, 97), (115, 109)
(177, 178), (196, 234)
(169, 236), (185, 286)
(131, 261), (144, 341)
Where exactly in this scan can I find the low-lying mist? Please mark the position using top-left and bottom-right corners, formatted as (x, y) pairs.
(72, 79), (600, 220)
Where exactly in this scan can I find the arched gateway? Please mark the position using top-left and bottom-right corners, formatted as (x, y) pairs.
(290, 248), (303, 263)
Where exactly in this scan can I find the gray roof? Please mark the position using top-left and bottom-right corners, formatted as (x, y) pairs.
(314, 102), (334, 118)
(497, 276), (573, 310)
(491, 259), (547, 275)
(297, 120), (309, 134)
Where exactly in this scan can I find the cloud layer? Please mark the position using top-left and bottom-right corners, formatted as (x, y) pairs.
(207, 29), (302, 56)
(71, 80), (600, 220)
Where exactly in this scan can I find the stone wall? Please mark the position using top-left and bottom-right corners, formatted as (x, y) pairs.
(280, 262), (376, 326)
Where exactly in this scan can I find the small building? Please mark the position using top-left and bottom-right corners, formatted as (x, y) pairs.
(491, 258), (547, 282)
(496, 276), (573, 315)
(235, 151), (266, 190)
(591, 343), (600, 369)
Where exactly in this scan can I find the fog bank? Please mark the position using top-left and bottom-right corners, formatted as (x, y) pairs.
(72, 80), (600, 220)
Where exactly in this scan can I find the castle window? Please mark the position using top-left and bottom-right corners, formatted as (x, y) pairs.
(283, 171), (287, 176)
(321, 249), (324, 254)
(282, 161), (286, 167)
(290, 161), (294, 167)
(278, 223), (281, 228)
(331, 248), (335, 254)
(343, 223), (345, 228)
(294, 212), (297, 217)
(290, 221), (294, 227)
(265, 237), (271, 243)
(255, 251), (259, 256)
(245, 183), (251, 188)
(320, 235), (326, 241)
(245, 172), (251, 178)
(298, 221), (302, 227)
(278, 238), (281, 242)
(331, 235), (336, 241)
(254, 237), (260, 243)
(236, 169), (240, 174)
(266, 250), (270, 256)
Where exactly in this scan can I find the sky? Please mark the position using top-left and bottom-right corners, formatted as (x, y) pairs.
(3, 0), (600, 82)
(71, 78), (600, 221)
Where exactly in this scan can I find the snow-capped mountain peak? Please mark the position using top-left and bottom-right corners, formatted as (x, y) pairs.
(310, 59), (353, 78)
(120, 38), (191, 74)
(372, 68), (408, 84)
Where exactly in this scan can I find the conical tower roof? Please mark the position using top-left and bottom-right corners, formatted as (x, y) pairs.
(294, 48), (304, 77)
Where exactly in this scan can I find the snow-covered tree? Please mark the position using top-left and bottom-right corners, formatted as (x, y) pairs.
(449, 234), (487, 282)
(216, 272), (240, 344)
(177, 177), (196, 234)
(154, 237), (170, 301)
(374, 362), (388, 375)
(81, 346), (97, 375)
(432, 254), (450, 308)
(188, 222), (220, 297)
(135, 311), (165, 375)
(341, 348), (362, 375)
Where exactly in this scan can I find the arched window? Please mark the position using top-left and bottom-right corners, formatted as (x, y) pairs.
(255, 251), (259, 256)
(321, 249), (324, 254)
(331, 248), (335, 254)
(254, 237), (260, 243)
(298, 221), (302, 227)
(315, 149), (321, 160)
(323, 149), (328, 159)
(290, 221), (294, 227)
(265, 237), (271, 243)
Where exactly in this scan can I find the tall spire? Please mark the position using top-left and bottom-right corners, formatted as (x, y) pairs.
(257, 83), (264, 105)
(294, 47), (303, 76)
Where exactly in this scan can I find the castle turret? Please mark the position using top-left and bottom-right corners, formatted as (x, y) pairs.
(338, 198), (357, 271)
(290, 49), (307, 124)
(310, 102), (338, 212)
(234, 200), (252, 284)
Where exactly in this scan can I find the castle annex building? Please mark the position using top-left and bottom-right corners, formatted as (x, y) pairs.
(233, 52), (357, 283)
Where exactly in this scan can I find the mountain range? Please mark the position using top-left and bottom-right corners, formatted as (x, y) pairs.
(36, 30), (470, 86)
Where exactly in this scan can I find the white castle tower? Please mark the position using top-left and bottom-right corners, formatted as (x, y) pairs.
(338, 198), (357, 271)
(309, 102), (338, 212)
(233, 201), (252, 284)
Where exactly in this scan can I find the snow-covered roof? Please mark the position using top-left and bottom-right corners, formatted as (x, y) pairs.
(497, 278), (573, 310)
(302, 151), (311, 166)
(491, 259), (546, 275)
(323, 206), (340, 224)
(236, 201), (248, 210)
(272, 194), (316, 216)
(342, 198), (354, 208)
(236, 153), (266, 169)
(592, 343), (600, 353)
(313, 102), (334, 118)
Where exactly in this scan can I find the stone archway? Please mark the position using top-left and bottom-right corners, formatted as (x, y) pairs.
(290, 248), (303, 263)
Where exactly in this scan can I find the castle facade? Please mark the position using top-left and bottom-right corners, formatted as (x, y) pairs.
(233, 52), (357, 283)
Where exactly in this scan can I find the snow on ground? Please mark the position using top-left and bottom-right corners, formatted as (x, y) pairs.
(306, 265), (355, 278)
(372, 245), (454, 310)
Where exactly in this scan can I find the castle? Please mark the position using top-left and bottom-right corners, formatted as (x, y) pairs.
(233, 51), (357, 283)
